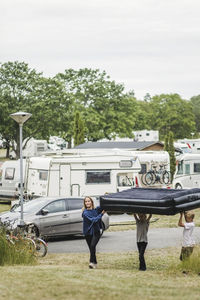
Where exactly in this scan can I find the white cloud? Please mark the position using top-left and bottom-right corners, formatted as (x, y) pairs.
(1, 0), (200, 99)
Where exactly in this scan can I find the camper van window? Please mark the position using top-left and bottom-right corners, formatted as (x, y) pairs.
(37, 144), (45, 152)
(185, 164), (190, 175)
(86, 171), (110, 184)
(39, 170), (48, 181)
(139, 164), (147, 174)
(194, 163), (200, 173)
(177, 161), (183, 175)
(5, 168), (15, 180)
(44, 199), (66, 213)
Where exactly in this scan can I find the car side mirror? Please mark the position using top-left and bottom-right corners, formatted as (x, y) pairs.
(41, 209), (49, 216)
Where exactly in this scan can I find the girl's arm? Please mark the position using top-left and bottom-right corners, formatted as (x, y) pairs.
(83, 210), (103, 223)
(96, 206), (105, 214)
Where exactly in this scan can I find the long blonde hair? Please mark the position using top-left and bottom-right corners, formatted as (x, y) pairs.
(83, 196), (95, 210)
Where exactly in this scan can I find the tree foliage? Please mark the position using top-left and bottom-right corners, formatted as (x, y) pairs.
(0, 61), (66, 157)
(190, 95), (200, 135)
(0, 61), (199, 158)
(73, 111), (85, 146)
(55, 68), (138, 142)
(164, 131), (176, 181)
(148, 94), (196, 139)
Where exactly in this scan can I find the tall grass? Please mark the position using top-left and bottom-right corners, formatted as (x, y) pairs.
(0, 228), (36, 266)
(169, 246), (200, 275)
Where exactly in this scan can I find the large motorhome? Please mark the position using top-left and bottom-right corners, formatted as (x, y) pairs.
(44, 149), (170, 188)
(173, 153), (200, 189)
(24, 151), (141, 198)
(0, 149), (170, 202)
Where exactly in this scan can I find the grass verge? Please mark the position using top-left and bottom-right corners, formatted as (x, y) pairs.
(0, 203), (11, 213)
(0, 247), (200, 300)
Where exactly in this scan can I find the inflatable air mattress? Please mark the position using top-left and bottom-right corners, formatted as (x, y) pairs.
(100, 188), (200, 215)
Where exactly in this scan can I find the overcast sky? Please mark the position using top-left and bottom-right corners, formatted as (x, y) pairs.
(1, 0), (200, 100)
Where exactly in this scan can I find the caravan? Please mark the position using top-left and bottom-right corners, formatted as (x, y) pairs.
(173, 153), (200, 189)
(9, 138), (48, 159)
(44, 149), (170, 188)
(25, 151), (141, 198)
(0, 160), (26, 201)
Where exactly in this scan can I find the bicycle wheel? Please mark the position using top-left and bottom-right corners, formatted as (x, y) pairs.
(141, 173), (147, 185)
(162, 171), (170, 184)
(145, 172), (154, 185)
(34, 238), (48, 257)
(24, 238), (36, 254)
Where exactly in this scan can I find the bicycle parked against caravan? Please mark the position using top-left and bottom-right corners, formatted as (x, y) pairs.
(141, 164), (170, 186)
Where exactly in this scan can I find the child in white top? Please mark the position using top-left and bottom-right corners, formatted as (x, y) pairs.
(178, 211), (195, 261)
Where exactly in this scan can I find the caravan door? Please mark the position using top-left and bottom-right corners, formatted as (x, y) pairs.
(59, 164), (71, 196)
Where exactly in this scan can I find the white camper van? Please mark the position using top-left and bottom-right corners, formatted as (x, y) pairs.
(44, 149), (170, 187)
(173, 153), (200, 189)
(24, 151), (141, 198)
(0, 160), (26, 201)
(9, 138), (48, 159)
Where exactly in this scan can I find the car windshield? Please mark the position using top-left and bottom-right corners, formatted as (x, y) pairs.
(13, 198), (49, 214)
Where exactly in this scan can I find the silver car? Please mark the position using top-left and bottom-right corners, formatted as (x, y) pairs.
(0, 197), (109, 237)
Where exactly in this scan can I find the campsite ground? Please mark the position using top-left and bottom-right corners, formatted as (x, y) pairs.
(1, 198), (200, 300)
(0, 248), (200, 300)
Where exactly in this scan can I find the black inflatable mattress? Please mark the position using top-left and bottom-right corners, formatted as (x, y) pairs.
(100, 188), (200, 215)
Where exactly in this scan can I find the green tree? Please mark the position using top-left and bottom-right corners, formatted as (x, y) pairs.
(164, 131), (176, 181)
(168, 131), (176, 181)
(148, 94), (196, 139)
(164, 134), (169, 152)
(0, 61), (66, 158)
(55, 68), (138, 142)
(73, 111), (85, 146)
(190, 95), (200, 135)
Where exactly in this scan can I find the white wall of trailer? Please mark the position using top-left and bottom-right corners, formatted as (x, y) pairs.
(173, 153), (200, 189)
(177, 139), (200, 154)
(25, 152), (141, 198)
(44, 149), (170, 188)
(0, 160), (26, 200)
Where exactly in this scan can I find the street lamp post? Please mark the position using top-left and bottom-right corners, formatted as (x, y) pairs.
(10, 111), (32, 226)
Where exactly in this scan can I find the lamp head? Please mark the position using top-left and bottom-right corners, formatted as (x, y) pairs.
(10, 111), (32, 125)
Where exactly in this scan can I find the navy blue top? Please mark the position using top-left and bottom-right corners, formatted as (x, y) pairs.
(82, 206), (103, 236)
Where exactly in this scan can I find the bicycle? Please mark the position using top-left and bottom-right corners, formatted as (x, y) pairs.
(3, 220), (47, 257)
(144, 164), (170, 185)
(4, 220), (36, 254)
(25, 223), (48, 257)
